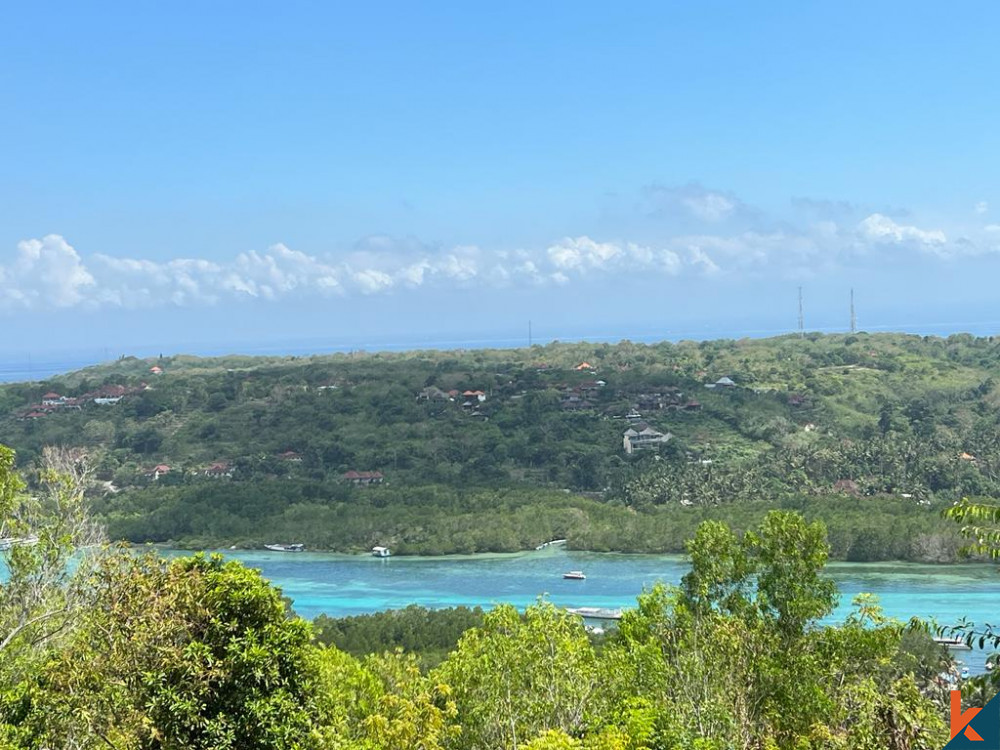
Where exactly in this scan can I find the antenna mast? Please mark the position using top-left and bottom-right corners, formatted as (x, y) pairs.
(528, 320), (533, 347)
(850, 289), (857, 334)
(797, 287), (804, 338)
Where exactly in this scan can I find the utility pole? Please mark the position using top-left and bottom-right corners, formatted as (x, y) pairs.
(850, 289), (857, 334)
(798, 287), (804, 338)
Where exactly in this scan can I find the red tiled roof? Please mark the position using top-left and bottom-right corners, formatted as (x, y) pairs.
(43, 392), (60, 399)
(343, 470), (384, 480)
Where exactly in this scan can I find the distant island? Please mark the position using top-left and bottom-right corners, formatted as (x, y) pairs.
(1, 332), (995, 561)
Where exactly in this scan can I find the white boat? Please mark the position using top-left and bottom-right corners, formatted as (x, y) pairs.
(934, 636), (972, 650)
(0, 536), (39, 551)
(264, 543), (305, 552)
(563, 570), (586, 580)
(535, 539), (568, 550)
(372, 546), (391, 558)
(567, 606), (623, 620)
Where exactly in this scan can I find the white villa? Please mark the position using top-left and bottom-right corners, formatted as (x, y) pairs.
(623, 424), (673, 454)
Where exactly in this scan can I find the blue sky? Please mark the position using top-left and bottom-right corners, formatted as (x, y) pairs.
(2, 1), (1000, 357)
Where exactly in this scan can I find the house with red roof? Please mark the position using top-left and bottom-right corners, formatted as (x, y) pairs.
(203, 462), (233, 478)
(148, 464), (171, 481)
(342, 470), (385, 486)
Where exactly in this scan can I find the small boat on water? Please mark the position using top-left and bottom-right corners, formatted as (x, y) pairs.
(536, 539), (568, 550)
(567, 606), (623, 620)
(0, 536), (39, 552)
(372, 546), (391, 558)
(563, 570), (586, 580)
(264, 543), (305, 552)
(933, 636), (972, 650)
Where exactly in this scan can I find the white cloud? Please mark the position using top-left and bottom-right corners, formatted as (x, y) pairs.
(4, 191), (997, 312)
(975, 201), (989, 215)
(231, 243), (342, 298)
(547, 236), (623, 270)
(2, 235), (95, 309)
(349, 268), (394, 294)
(397, 260), (431, 287)
(684, 192), (735, 222)
(436, 248), (479, 281)
(858, 213), (947, 248)
(0, 232), (707, 312)
(687, 246), (720, 275)
(643, 183), (751, 224)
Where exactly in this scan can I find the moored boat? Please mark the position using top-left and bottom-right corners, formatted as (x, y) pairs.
(562, 570), (586, 580)
(933, 636), (972, 650)
(372, 546), (391, 558)
(264, 543), (305, 552)
(0, 535), (39, 551)
(535, 539), (568, 550)
(567, 606), (623, 620)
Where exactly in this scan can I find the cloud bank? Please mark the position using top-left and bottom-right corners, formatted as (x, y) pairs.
(2, 185), (995, 311)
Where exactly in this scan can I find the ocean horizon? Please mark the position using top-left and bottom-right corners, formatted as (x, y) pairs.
(3, 318), (1000, 385)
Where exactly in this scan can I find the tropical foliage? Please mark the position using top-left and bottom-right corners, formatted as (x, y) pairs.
(5, 333), (1000, 559)
(0, 450), (967, 748)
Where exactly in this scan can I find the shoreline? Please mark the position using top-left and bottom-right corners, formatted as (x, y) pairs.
(141, 542), (998, 570)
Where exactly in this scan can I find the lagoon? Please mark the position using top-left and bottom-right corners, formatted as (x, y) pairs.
(162, 546), (999, 672)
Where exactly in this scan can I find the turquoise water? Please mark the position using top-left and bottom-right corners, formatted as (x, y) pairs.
(161, 547), (994, 673)
(6, 545), (996, 670)
(162, 548), (998, 650)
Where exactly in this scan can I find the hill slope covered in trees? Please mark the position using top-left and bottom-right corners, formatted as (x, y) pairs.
(3, 332), (999, 559)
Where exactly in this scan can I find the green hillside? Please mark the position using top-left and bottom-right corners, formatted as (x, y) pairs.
(3, 332), (998, 559)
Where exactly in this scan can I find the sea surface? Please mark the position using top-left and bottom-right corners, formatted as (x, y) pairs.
(161, 546), (999, 672)
(5, 319), (1000, 383)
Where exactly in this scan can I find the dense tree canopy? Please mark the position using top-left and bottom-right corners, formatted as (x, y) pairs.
(6, 333), (1000, 560)
(0, 446), (971, 748)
